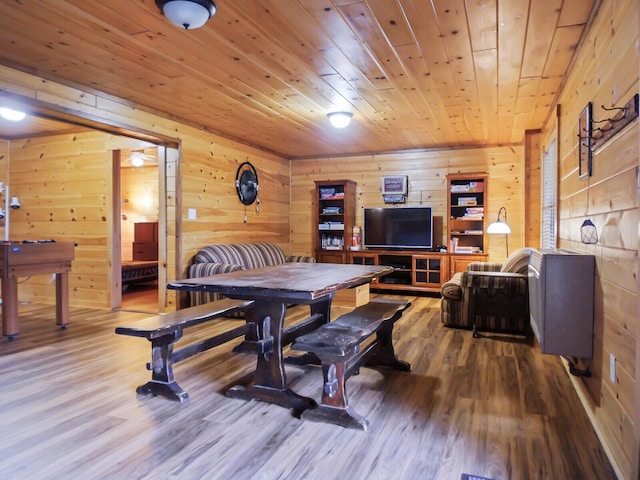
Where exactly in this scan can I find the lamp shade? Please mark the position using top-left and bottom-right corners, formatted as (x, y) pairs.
(327, 111), (353, 129)
(156, 0), (216, 30)
(487, 221), (511, 234)
(487, 206), (511, 234)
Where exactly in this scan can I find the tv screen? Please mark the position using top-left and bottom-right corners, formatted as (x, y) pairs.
(363, 207), (433, 249)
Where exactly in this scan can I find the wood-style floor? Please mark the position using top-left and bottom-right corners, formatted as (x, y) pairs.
(120, 283), (159, 313)
(0, 294), (616, 480)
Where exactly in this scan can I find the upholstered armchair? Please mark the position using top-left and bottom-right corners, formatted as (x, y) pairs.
(440, 247), (532, 336)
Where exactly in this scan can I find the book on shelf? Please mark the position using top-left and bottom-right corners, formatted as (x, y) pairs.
(449, 237), (481, 253)
(457, 197), (477, 206)
(450, 181), (484, 193)
(319, 222), (344, 230)
(465, 207), (484, 214)
(454, 246), (482, 253)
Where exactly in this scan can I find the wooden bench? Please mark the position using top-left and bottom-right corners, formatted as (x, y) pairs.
(291, 298), (411, 430)
(115, 298), (255, 403)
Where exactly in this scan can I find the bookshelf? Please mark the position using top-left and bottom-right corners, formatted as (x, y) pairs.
(314, 180), (356, 263)
(447, 173), (488, 275)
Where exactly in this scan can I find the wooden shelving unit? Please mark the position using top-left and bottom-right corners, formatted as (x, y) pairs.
(447, 173), (488, 276)
(314, 180), (356, 264)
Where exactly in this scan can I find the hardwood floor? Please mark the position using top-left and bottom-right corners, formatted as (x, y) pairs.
(121, 283), (159, 313)
(0, 295), (616, 480)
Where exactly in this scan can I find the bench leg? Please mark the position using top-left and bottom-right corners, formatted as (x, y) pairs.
(137, 330), (189, 403)
(366, 320), (411, 372)
(301, 360), (369, 430)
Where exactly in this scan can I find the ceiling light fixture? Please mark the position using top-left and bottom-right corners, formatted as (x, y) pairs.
(327, 112), (353, 129)
(0, 107), (26, 122)
(155, 0), (216, 30)
(130, 151), (145, 168)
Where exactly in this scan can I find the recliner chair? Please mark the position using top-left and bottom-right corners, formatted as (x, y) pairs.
(440, 247), (532, 336)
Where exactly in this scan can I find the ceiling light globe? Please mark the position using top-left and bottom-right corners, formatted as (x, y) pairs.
(130, 152), (145, 168)
(0, 107), (26, 122)
(328, 112), (353, 129)
(156, 0), (216, 30)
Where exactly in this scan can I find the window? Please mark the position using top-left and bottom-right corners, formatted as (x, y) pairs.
(541, 138), (557, 249)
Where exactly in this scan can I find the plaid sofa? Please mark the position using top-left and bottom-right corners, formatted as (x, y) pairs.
(187, 242), (315, 306)
(440, 247), (531, 332)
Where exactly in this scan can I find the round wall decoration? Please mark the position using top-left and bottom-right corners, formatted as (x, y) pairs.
(235, 161), (259, 205)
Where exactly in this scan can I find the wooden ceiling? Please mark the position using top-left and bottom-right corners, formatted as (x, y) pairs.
(0, 0), (596, 158)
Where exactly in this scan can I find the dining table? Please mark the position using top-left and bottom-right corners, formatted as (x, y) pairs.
(168, 262), (393, 411)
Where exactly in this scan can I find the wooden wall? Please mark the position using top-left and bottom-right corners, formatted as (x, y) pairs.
(540, 0), (639, 478)
(6, 131), (161, 308)
(290, 146), (526, 263)
(0, 65), (291, 311)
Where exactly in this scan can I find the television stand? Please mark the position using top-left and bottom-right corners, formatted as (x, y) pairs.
(348, 249), (448, 293)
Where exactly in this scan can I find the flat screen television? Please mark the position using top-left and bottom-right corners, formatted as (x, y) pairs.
(363, 207), (433, 250)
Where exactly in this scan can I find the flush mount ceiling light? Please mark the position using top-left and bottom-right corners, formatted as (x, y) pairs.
(0, 107), (26, 122)
(327, 111), (353, 129)
(130, 151), (146, 168)
(155, 0), (216, 30)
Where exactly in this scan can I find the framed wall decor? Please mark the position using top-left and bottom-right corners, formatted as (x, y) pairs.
(381, 175), (408, 195)
(578, 102), (592, 181)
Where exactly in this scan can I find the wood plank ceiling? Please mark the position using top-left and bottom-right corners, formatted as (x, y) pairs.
(0, 0), (596, 158)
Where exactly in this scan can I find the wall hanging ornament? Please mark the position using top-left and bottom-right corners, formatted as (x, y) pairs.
(580, 219), (598, 244)
(235, 161), (260, 222)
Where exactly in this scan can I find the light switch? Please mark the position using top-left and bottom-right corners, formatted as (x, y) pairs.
(188, 208), (196, 220)
(609, 353), (616, 384)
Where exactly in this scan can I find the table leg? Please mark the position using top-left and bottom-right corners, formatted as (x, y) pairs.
(55, 272), (70, 329)
(2, 276), (19, 339)
(310, 296), (332, 323)
(227, 300), (317, 412)
(284, 296), (332, 366)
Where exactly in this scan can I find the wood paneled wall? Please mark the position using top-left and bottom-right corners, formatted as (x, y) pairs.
(290, 146), (526, 263)
(540, 1), (639, 478)
(6, 131), (162, 308)
(0, 65), (291, 311)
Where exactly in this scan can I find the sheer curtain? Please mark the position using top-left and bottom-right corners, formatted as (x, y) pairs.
(541, 138), (557, 250)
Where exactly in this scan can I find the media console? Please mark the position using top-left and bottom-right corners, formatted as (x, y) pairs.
(348, 250), (449, 293)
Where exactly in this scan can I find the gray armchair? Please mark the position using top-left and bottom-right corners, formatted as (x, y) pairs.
(440, 248), (531, 336)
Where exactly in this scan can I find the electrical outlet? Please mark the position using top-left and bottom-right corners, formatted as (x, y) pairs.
(609, 353), (616, 383)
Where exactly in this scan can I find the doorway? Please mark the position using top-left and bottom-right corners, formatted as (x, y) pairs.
(0, 103), (179, 313)
(118, 146), (160, 312)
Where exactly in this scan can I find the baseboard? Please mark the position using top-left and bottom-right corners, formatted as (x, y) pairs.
(562, 358), (626, 480)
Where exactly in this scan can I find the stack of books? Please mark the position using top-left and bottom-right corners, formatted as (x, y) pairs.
(459, 206), (484, 220)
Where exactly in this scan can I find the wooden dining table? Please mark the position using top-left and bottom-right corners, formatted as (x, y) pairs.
(168, 262), (393, 411)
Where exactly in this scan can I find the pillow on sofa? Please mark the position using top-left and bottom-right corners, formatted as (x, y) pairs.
(500, 247), (532, 274)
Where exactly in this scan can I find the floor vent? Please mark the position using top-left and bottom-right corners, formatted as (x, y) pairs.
(461, 475), (493, 480)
